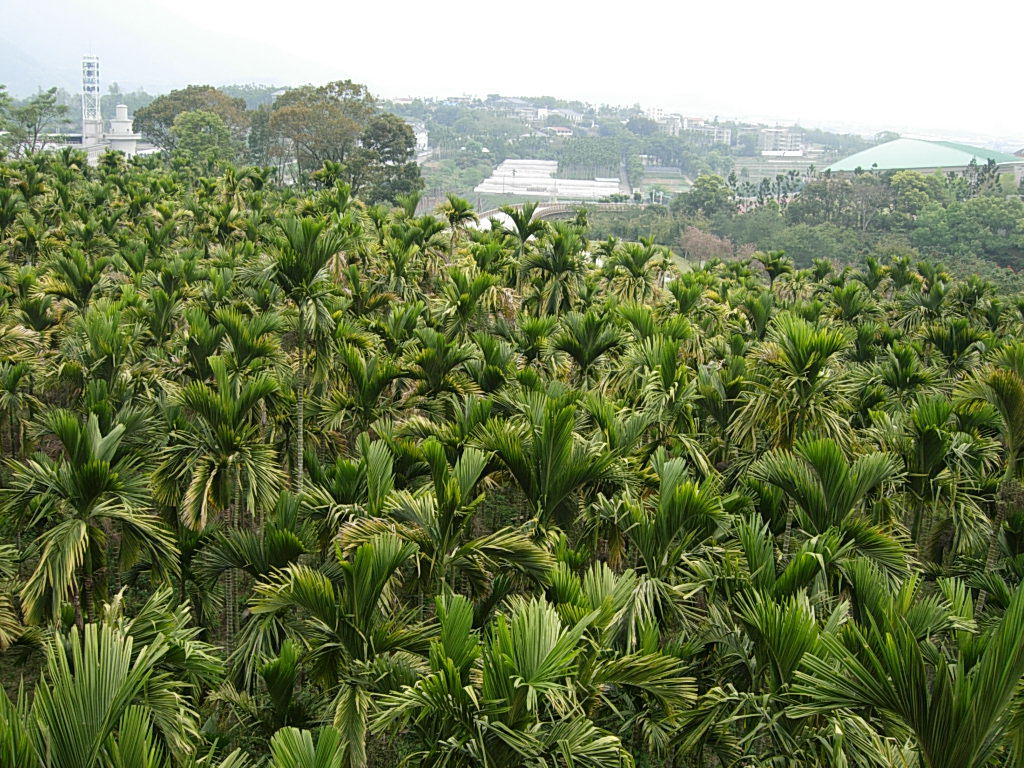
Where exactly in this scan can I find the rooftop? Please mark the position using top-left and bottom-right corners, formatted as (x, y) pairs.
(826, 138), (1024, 173)
(474, 159), (621, 200)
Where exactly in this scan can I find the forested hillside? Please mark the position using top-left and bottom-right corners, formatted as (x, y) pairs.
(3, 149), (1024, 768)
(589, 166), (1024, 288)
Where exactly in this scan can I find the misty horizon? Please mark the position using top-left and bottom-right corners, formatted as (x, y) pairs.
(3, 0), (1022, 147)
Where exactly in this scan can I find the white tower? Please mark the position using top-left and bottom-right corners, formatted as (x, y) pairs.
(105, 104), (140, 156)
(81, 55), (103, 142)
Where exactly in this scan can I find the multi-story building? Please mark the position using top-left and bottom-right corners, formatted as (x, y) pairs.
(759, 127), (804, 156)
(658, 115), (683, 137)
(680, 118), (732, 145)
(691, 124), (732, 145)
(61, 56), (152, 164)
(645, 106), (666, 123)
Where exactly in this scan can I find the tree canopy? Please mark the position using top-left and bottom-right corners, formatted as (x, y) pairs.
(134, 84), (249, 150)
(1, 149), (1024, 768)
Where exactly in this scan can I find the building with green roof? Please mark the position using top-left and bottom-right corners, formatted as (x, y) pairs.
(826, 138), (1024, 184)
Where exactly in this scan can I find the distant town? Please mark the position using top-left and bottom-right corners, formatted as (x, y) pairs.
(6, 55), (1023, 219)
(383, 92), (1023, 213)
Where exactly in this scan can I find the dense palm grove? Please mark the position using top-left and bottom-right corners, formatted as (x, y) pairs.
(3, 148), (1024, 768)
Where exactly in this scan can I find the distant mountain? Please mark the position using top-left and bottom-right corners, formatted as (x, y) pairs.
(1, 36), (80, 95)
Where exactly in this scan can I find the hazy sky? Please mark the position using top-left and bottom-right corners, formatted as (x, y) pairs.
(3, 0), (1022, 140)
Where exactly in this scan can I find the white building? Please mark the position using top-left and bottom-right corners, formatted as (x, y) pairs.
(70, 56), (151, 164)
(657, 115), (683, 136)
(646, 106), (666, 122)
(69, 103), (150, 164)
(474, 159), (620, 200)
(408, 120), (431, 163)
(680, 118), (732, 145)
(552, 108), (584, 125)
(105, 104), (141, 155)
(408, 121), (429, 152)
(759, 127), (804, 156)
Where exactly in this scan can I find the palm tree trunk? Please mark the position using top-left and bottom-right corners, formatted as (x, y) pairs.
(977, 477), (1021, 615)
(225, 500), (237, 654)
(258, 399), (269, 529)
(225, 467), (243, 653)
(107, 517), (121, 597)
(916, 501), (936, 563)
(71, 582), (84, 632)
(991, 472), (1021, 570)
(296, 310), (306, 495)
(781, 511), (794, 557)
